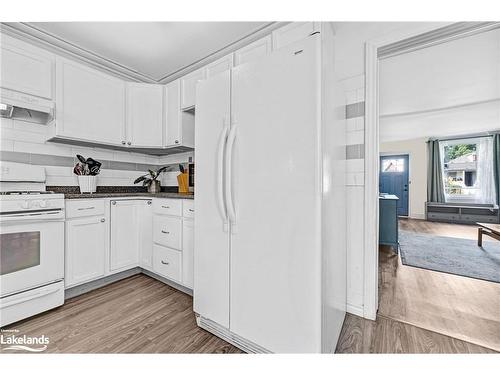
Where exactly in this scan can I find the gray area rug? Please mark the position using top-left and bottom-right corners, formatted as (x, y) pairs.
(399, 231), (500, 283)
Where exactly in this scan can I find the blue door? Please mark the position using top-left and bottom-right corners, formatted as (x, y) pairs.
(379, 154), (409, 216)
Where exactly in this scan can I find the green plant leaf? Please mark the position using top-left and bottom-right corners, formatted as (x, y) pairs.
(134, 175), (148, 184)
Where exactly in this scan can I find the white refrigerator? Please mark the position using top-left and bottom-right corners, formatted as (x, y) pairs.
(194, 26), (346, 353)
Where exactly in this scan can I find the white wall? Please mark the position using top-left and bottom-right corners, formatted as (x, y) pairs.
(380, 138), (427, 219)
(334, 21), (445, 317)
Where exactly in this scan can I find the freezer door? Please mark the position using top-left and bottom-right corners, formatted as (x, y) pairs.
(193, 70), (231, 328)
(229, 36), (322, 352)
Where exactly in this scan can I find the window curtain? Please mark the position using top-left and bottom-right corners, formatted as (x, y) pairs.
(494, 133), (500, 206)
(476, 137), (495, 205)
(427, 140), (445, 203)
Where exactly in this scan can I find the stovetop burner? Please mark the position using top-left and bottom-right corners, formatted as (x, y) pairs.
(0, 191), (55, 196)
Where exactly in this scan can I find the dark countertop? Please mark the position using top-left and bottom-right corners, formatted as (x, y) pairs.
(63, 192), (194, 200)
(47, 186), (194, 200)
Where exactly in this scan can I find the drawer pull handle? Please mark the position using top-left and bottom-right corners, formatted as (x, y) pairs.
(161, 260), (170, 265)
(162, 205), (170, 209)
(100, 218), (105, 223)
(78, 206), (95, 210)
(161, 230), (170, 234)
(188, 209), (194, 212)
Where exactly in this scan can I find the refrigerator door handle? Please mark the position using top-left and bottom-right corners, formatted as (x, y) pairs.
(217, 120), (229, 228)
(225, 124), (237, 227)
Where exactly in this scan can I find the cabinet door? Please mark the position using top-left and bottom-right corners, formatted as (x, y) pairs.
(0, 35), (54, 99)
(180, 68), (205, 110)
(234, 35), (272, 66)
(65, 216), (107, 287)
(56, 57), (125, 146)
(165, 80), (181, 146)
(138, 200), (153, 271)
(182, 218), (194, 289)
(271, 22), (319, 50)
(110, 200), (139, 271)
(126, 83), (163, 148)
(205, 54), (233, 79)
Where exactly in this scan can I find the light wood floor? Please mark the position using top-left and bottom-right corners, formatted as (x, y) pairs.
(378, 219), (500, 351)
(2, 269), (496, 354)
(335, 313), (495, 353)
(1, 275), (242, 353)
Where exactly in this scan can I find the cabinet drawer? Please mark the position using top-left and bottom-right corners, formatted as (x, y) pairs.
(153, 244), (181, 282)
(153, 215), (182, 250)
(66, 199), (105, 219)
(183, 200), (195, 218)
(153, 198), (182, 216)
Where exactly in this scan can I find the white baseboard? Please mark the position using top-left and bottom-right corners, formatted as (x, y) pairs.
(346, 302), (364, 317)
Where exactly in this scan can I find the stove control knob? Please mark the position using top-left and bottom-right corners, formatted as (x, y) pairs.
(39, 200), (47, 208)
(21, 200), (30, 209)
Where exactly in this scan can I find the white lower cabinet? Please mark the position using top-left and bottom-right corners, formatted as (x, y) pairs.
(65, 213), (107, 288)
(153, 244), (182, 283)
(65, 198), (192, 290)
(110, 200), (142, 272)
(182, 219), (194, 288)
(138, 200), (153, 271)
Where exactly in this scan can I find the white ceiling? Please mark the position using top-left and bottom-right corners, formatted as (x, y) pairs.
(379, 28), (500, 142)
(28, 22), (271, 81)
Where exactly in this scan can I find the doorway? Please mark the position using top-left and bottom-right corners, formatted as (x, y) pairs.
(365, 22), (500, 352)
(379, 154), (409, 216)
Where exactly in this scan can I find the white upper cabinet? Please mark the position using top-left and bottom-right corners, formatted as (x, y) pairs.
(271, 22), (320, 50)
(234, 35), (272, 66)
(165, 80), (181, 146)
(0, 34), (54, 99)
(55, 57), (126, 146)
(126, 83), (163, 148)
(164, 79), (195, 148)
(180, 68), (206, 110)
(205, 54), (234, 79)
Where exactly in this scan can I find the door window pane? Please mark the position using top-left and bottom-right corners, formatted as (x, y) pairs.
(1, 232), (40, 275)
(382, 158), (405, 173)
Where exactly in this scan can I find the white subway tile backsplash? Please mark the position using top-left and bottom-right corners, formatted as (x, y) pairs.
(1, 127), (48, 143)
(1, 140), (14, 152)
(14, 141), (73, 157)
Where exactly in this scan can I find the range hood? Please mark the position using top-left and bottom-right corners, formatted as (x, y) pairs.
(0, 88), (54, 125)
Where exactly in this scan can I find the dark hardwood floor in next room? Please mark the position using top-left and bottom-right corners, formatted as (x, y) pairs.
(1, 275), (242, 353)
(377, 218), (500, 352)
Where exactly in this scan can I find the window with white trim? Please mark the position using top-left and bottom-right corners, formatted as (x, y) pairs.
(440, 137), (495, 204)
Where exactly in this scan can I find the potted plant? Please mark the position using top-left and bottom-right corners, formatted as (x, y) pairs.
(134, 166), (171, 193)
(73, 155), (102, 194)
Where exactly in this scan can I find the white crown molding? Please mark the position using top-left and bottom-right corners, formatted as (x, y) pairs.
(1, 21), (288, 84)
(1, 22), (156, 83)
(156, 22), (287, 83)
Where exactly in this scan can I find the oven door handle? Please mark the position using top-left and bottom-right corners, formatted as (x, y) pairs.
(1, 286), (61, 308)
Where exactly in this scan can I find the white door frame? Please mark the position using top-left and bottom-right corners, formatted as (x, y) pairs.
(362, 23), (454, 320)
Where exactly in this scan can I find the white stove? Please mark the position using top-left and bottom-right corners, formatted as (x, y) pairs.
(0, 162), (65, 327)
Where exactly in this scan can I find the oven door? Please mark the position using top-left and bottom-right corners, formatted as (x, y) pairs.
(0, 220), (64, 297)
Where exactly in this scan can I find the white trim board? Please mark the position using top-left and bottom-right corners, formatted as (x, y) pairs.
(363, 22), (455, 321)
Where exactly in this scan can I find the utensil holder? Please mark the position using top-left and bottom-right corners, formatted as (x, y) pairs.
(78, 175), (97, 194)
(177, 173), (189, 194)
